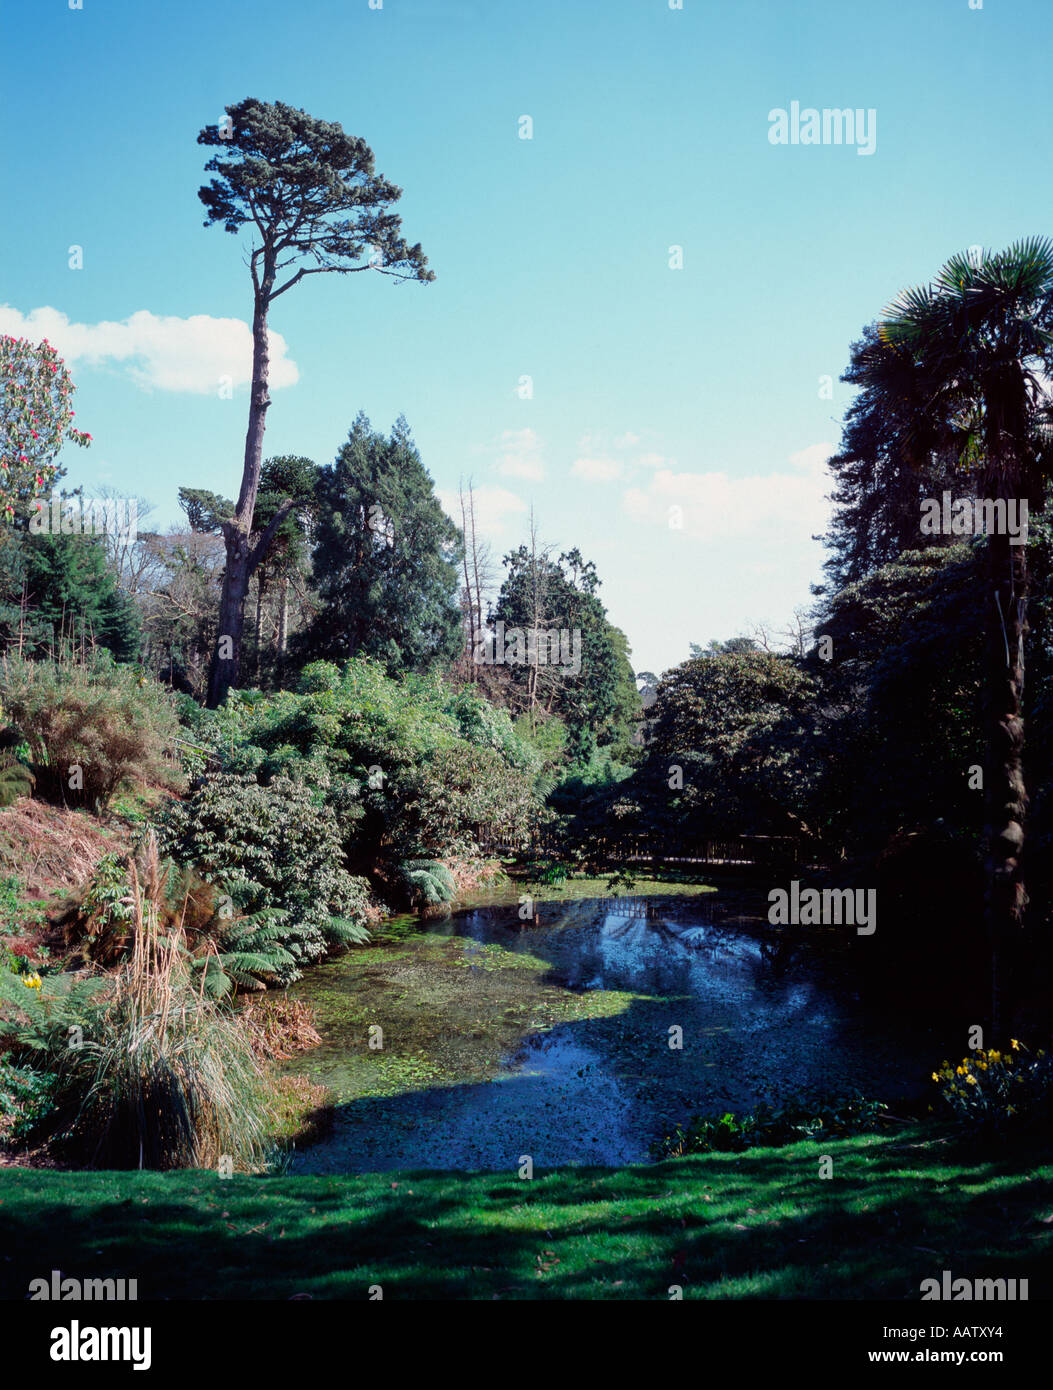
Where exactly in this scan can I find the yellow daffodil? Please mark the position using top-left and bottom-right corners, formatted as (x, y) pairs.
(1011, 1039), (1021, 1050)
(21, 972), (42, 989)
(966, 1075), (977, 1086)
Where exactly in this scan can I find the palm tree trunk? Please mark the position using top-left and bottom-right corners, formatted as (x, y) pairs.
(984, 524), (1028, 1041)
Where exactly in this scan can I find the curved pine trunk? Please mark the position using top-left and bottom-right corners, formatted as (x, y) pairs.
(207, 282), (273, 708)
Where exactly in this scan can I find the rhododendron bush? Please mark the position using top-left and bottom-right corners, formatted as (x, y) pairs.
(0, 335), (91, 522)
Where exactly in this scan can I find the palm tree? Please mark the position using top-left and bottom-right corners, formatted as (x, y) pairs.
(866, 237), (1053, 1038)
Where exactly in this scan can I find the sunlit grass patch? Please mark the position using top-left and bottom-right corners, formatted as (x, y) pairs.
(0, 1124), (1049, 1299)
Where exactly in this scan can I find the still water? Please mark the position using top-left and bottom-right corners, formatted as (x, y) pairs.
(288, 893), (934, 1173)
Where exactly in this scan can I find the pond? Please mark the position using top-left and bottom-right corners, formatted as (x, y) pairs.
(286, 887), (937, 1173)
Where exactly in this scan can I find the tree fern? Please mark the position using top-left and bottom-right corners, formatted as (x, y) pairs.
(325, 915), (371, 946)
(195, 908), (300, 992)
(398, 858), (456, 907)
(0, 969), (108, 1064)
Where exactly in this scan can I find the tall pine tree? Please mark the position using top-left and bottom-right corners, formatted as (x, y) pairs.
(1, 531), (139, 661)
(300, 415), (462, 673)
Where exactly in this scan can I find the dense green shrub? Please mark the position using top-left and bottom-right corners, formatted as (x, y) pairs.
(526, 858), (571, 886)
(158, 769), (371, 983)
(198, 660), (547, 872)
(0, 874), (35, 938)
(583, 650), (821, 858)
(0, 965), (106, 1151)
(652, 1095), (889, 1158)
(0, 653), (182, 812)
(390, 742), (540, 858)
(0, 755), (33, 807)
(0, 1056), (58, 1144)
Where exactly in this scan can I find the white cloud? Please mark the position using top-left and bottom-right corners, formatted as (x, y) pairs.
(495, 427), (545, 480)
(577, 430), (667, 471)
(0, 304), (299, 394)
(438, 484), (528, 538)
(621, 443), (835, 541)
(572, 455), (622, 483)
(788, 442), (833, 476)
(608, 444), (838, 677)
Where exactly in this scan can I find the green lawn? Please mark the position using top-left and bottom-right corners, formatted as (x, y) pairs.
(452, 872), (719, 911)
(1, 1127), (1050, 1299)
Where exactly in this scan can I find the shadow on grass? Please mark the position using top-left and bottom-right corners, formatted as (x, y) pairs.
(1, 1128), (1050, 1300)
(0, 900), (1038, 1300)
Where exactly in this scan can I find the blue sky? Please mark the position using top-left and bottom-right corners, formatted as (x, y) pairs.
(2, 0), (1051, 675)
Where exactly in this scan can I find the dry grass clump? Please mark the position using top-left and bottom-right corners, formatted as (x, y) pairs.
(71, 842), (276, 1170)
(0, 798), (128, 901)
(240, 996), (323, 1061)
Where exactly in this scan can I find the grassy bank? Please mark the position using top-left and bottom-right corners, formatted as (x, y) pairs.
(1, 1126), (1050, 1299)
(454, 870), (719, 911)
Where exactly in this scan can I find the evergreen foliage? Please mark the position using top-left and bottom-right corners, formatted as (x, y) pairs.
(302, 415), (462, 674)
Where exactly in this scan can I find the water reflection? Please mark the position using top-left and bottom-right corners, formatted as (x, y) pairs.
(291, 895), (933, 1173)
